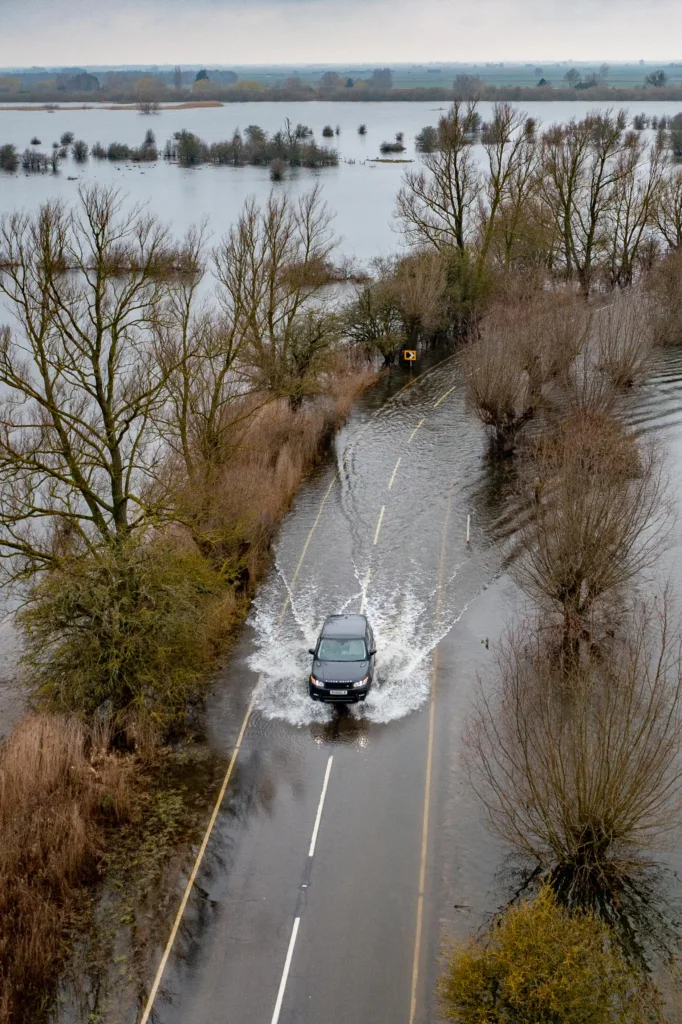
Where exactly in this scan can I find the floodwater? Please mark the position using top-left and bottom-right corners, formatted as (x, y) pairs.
(1, 99), (682, 263)
(60, 343), (682, 1023)
(4, 100), (682, 1019)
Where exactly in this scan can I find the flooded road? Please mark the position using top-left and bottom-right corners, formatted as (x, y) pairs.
(143, 350), (514, 1024)
(140, 338), (682, 1024)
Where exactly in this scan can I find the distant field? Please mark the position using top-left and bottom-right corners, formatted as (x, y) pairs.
(225, 61), (682, 90)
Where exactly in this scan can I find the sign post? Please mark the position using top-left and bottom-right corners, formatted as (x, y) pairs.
(403, 350), (417, 377)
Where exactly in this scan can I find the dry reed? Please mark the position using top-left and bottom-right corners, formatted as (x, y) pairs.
(0, 714), (133, 1024)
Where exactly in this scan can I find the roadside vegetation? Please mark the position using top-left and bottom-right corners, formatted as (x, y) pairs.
(6, 94), (682, 1017)
(384, 101), (682, 1016)
(0, 184), (375, 1021)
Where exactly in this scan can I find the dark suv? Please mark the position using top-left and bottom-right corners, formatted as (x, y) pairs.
(308, 613), (376, 703)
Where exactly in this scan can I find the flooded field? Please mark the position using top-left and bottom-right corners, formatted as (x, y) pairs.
(4, 99), (682, 1022)
(1, 99), (682, 263)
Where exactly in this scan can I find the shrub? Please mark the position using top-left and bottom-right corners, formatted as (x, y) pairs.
(30, 136), (41, 145)
(91, 141), (106, 159)
(415, 125), (439, 152)
(19, 540), (225, 733)
(646, 248), (682, 345)
(269, 157), (286, 181)
(21, 148), (50, 172)
(172, 129), (204, 166)
(466, 596), (682, 912)
(358, 123), (367, 135)
(0, 143), (18, 171)
(60, 131), (74, 145)
(321, 124), (334, 138)
(440, 887), (646, 1024)
(72, 139), (88, 162)
(594, 295), (653, 388)
(106, 141), (133, 161)
(380, 139), (406, 154)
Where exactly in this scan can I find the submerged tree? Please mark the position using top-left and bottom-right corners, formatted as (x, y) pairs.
(466, 598), (682, 911)
(513, 413), (670, 643)
(0, 186), (181, 584)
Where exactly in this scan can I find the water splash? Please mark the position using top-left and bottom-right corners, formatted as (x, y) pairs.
(249, 554), (481, 727)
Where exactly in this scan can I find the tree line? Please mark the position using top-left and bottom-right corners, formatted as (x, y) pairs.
(392, 103), (682, 1020)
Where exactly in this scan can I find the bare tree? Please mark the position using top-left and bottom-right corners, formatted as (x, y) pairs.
(539, 111), (629, 294)
(477, 105), (539, 273)
(604, 133), (666, 289)
(396, 101), (482, 253)
(0, 187), (179, 583)
(513, 413), (670, 641)
(466, 598), (682, 899)
(223, 187), (340, 409)
(655, 168), (682, 250)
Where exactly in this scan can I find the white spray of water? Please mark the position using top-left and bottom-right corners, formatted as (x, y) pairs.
(249, 550), (481, 727)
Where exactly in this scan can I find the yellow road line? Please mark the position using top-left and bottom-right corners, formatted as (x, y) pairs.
(373, 505), (386, 546)
(408, 483), (454, 1024)
(434, 385), (456, 408)
(139, 698), (255, 1024)
(408, 418), (425, 443)
(388, 456), (402, 490)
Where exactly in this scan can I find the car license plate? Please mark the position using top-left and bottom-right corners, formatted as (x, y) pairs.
(330, 689), (348, 695)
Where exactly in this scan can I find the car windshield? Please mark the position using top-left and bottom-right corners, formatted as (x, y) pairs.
(317, 637), (367, 662)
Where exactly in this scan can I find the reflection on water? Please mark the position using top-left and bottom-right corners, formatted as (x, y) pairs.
(500, 855), (682, 972)
(248, 350), (500, 728)
(2, 100), (682, 264)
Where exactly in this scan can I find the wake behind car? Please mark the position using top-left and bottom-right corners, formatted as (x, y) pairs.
(308, 613), (376, 703)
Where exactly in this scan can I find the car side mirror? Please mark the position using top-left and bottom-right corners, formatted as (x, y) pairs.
(369, 649), (377, 657)
(308, 649), (316, 656)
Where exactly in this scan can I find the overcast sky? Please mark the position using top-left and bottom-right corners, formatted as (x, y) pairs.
(2, 0), (682, 67)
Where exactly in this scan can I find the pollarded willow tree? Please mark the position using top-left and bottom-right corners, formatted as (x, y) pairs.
(0, 185), (184, 584)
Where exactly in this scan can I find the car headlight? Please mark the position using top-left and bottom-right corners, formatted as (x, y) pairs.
(353, 676), (369, 688)
(310, 675), (322, 686)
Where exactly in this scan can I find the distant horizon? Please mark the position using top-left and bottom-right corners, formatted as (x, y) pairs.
(3, 0), (682, 67)
(3, 59), (682, 73)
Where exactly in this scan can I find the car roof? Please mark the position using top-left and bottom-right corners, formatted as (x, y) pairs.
(321, 613), (368, 638)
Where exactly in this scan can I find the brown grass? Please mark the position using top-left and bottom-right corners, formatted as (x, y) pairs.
(0, 714), (133, 1024)
(180, 360), (378, 584)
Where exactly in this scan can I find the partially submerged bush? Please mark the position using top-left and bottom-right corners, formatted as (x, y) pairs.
(646, 248), (682, 346)
(415, 125), (439, 153)
(71, 139), (88, 162)
(0, 143), (18, 172)
(514, 414), (669, 639)
(466, 600), (682, 906)
(19, 541), (225, 733)
(440, 887), (648, 1024)
(595, 295), (653, 388)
